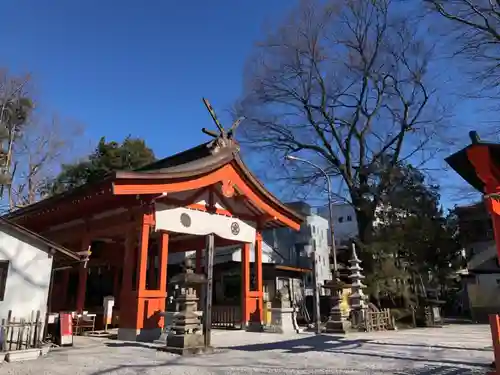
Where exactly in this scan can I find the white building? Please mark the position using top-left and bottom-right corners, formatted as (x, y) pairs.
(267, 202), (332, 296)
(0, 218), (79, 326)
(318, 202), (358, 246)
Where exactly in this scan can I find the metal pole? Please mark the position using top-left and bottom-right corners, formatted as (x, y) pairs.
(312, 244), (321, 334)
(285, 155), (340, 334)
(326, 174), (338, 274)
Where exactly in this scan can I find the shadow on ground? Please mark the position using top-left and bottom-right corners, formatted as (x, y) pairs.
(63, 334), (491, 375)
(394, 365), (488, 374)
(105, 341), (160, 350)
(224, 334), (491, 369)
(88, 361), (490, 375)
(373, 341), (492, 352)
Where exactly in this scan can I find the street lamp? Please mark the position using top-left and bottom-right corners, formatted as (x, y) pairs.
(285, 155), (338, 271)
(285, 155), (340, 334)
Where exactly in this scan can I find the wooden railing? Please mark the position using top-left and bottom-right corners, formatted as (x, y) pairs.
(365, 309), (396, 332)
(0, 310), (43, 352)
(211, 305), (242, 330)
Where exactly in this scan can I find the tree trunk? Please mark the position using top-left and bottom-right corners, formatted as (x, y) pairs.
(352, 195), (375, 245)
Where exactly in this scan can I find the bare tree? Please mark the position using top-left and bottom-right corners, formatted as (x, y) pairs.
(236, 0), (449, 243)
(427, 0), (500, 95)
(0, 70), (33, 199)
(8, 115), (85, 209)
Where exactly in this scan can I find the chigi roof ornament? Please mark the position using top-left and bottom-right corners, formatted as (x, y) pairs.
(201, 98), (244, 153)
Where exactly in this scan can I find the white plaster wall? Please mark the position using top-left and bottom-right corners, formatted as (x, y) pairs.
(468, 273), (500, 308)
(0, 226), (53, 323)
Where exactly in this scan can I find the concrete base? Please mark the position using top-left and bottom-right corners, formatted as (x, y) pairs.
(160, 345), (214, 356)
(325, 319), (350, 334)
(246, 321), (264, 332)
(5, 348), (41, 362)
(162, 332), (212, 356)
(40, 345), (51, 357)
(269, 307), (302, 334)
(117, 327), (162, 342)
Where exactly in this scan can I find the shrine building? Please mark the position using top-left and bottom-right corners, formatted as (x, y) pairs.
(446, 133), (500, 371)
(3, 133), (303, 341)
(446, 135), (500, 262)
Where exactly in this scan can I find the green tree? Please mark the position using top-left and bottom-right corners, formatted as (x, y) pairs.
(364, 162), (462, 307)
(46, 136), (156, 195)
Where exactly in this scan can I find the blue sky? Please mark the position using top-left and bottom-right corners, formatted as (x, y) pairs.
(1, 0), (296, 154)
(0, 0), (483, 210)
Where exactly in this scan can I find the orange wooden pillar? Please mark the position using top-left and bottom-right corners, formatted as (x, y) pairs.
(241, 243), (251, 327)
(241, 233), (264, 330)
(133, 211), (151, 336)
(490, 315), (500, 375)
(254, 231), (264, 324)
(117, 214), (150, 341)
(118, 211), (169, 341)
(76, 235), (91, 313)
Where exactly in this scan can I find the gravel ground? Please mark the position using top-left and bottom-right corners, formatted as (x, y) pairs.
(0, 324), (494, 375)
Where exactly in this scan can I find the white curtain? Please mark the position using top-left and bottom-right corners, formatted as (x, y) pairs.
(154, 203), (256, 243)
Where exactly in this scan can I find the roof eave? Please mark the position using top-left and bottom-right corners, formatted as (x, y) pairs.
(4, 176), (115, 221)
(0, 217), (80, 261)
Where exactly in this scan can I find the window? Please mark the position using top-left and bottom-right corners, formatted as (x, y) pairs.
(347, 216), (352, 222)
(0, 261), (9, 301)
(338, 217), (344, 223)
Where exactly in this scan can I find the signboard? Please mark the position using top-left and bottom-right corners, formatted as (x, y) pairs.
(432, 307), (441, 323)
(58, 313), (73, 346)
(103, 296), (115, 330)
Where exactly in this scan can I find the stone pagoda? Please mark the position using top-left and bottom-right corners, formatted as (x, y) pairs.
(348, 243), (367, 329)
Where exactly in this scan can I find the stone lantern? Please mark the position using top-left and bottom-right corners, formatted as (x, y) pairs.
(163, 258), (212, 355)
(323, 272), (350, 333)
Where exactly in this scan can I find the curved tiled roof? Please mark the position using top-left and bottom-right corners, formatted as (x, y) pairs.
(446, 142), (500, 193)
(4, 138), (303, 226)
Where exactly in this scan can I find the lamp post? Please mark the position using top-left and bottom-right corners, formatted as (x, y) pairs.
(285, 155), (338, 270)
(285, 155), (339, 334)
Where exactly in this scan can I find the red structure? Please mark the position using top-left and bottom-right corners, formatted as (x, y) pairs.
(446, 135), (500, 373)
(4, 134), (303, 341)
